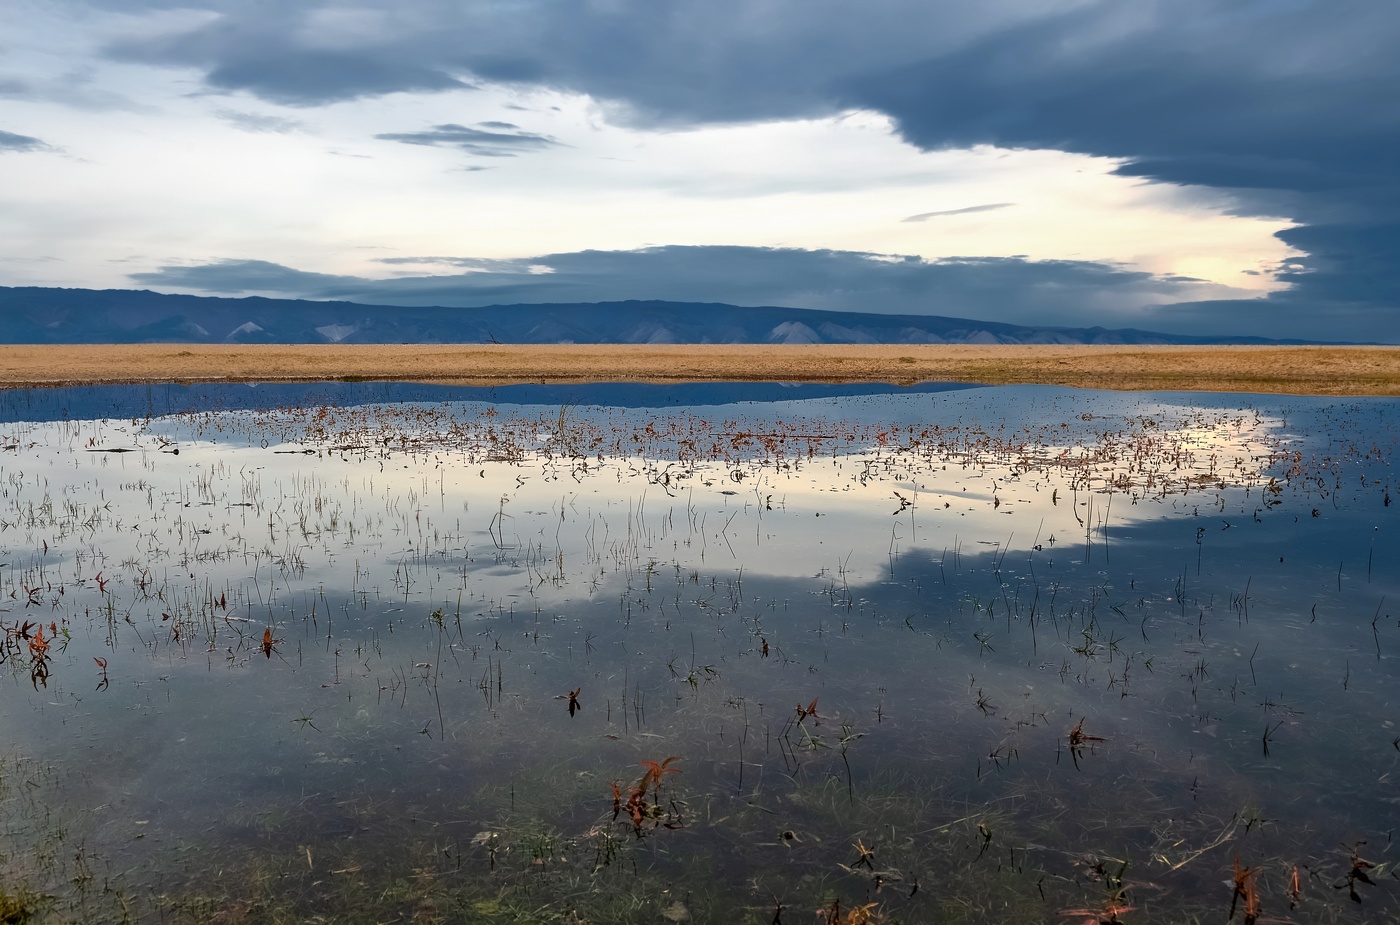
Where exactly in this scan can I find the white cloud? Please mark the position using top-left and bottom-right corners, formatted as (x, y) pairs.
(2, 0), (1344, 330)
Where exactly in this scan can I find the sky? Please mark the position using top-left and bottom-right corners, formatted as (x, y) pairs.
(1, 0), (1396, 341)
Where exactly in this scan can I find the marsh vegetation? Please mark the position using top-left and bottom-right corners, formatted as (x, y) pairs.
(0, 383), (1396, 923)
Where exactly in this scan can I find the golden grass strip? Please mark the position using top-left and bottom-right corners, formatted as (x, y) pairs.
(2, 344), (1399, 396)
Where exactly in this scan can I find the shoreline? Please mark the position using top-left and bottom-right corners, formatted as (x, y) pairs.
(2, 343), (1399, 396)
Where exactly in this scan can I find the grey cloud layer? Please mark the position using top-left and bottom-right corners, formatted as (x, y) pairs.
(843, 1), (1400, 320)
(93, 0), (1400, 338)
(100, 1), (1035, 115)
(374, 122), (559, 156)
(108, 14), (473, 106)
(131, 245), (1238, 334)
(215, 109), (306, 134)
(0, 129), (50, 152)
(903, 203), (1014, 222)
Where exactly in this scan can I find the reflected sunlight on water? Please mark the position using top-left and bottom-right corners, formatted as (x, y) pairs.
(0, 384), (1396, 923)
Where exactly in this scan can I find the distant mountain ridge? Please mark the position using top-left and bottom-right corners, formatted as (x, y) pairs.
(0, 286), (1319, 345)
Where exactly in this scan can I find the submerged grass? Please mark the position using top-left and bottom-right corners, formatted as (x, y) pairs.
(0, 388), (1396, 921)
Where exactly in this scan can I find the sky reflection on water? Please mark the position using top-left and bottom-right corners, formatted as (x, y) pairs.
(1, 383), (1396, 923)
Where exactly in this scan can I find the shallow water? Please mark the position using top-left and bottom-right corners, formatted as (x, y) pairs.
(1, 383), (1397, 923)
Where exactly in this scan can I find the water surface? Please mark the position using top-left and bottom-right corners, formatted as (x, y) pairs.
(1, 383), (1396, 923)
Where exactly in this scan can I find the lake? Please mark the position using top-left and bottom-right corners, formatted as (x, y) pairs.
(1, 381), (1396, 924)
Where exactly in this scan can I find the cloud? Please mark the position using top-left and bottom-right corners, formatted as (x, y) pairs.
(842, 2), (1400, 333)
(129, 244), (1237, 333)
(98, 1), (1016, 116)
(215, 109), (307, 134)
(97, 0), (1400, 335)
(374, 122), (560, 157)
(201, 50), (469, 106)
(107, 20), (472, 106)
(0, 129), (52, 152)
(133, 258), (346, 294)
(903, 203), (1014, 222)
(0, 66), (148, 112)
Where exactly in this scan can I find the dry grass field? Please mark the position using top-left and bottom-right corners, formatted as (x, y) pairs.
(2, 343), (1399, 395)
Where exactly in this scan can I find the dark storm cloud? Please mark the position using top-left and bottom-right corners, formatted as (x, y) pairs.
(0, 129), (51, 152)
(97, 1), (1023, 114)
(130, 245), (1220, 332)
(374, 123), (559, 157)
(903, 203), (1014, 222)
(201, 50), (469, 105)
(97, 0), (1400, 338)
(841, 2), (1400, 336)
(107, 15), (471, 105)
